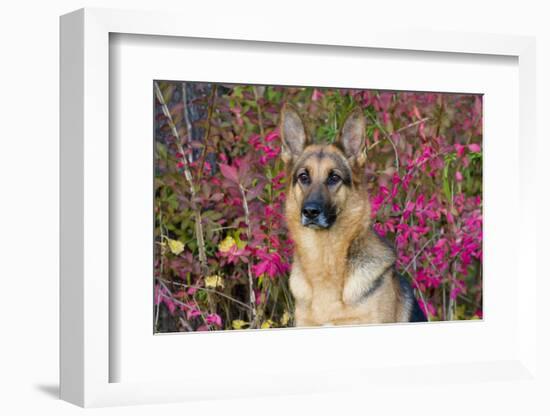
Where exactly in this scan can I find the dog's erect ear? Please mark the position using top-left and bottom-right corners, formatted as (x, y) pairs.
(280, 104), (308, 164)
(338, 108), (367, 167)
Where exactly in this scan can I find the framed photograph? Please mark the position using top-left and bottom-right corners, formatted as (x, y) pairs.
(60, 7), (540, 409)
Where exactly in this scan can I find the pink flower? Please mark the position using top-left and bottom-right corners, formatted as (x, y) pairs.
(254, 289), (263, 305)
(163, 297), (176, 314)
(248, 134), (262, 150)
(154, 285), (177, 314)
(370, 185), (389, 216)
(252, 248), (290, 278)
(218, 244), (249, 265)
(265, 129), (280, 142)
(468, 143), (481, 152)
(311, 89), (323, 101)
(265, 205), (275, 218)
(373, 222), (387, 237)
(450, 280), (466, 300)
(206, 313), (222, 327)
(259, 145), (280, 165)
(272, 171), (286, 190)
(187, 308), (202, 320)
(403, 201), (415, 220)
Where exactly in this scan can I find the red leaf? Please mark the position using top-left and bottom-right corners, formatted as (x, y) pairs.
(219, 163), (239, 184)
(237, 157), (251, 179)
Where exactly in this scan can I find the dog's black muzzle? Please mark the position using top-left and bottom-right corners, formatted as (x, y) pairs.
(301, 201), (335, 229)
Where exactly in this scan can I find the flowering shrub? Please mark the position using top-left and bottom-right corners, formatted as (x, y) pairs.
(154, 81), (482, 332)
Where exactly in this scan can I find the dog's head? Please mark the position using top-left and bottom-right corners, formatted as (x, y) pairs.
(280, 104), (367, 230)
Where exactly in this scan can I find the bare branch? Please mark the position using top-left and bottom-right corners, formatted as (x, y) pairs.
(154, 81), (209, 274)
(239, 184), (258, 327)
(366, 112), (400, 172)
(160, 279), (253, 311)
(396, 117), (431, 133)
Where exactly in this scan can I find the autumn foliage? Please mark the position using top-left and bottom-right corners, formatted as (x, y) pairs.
(154, 81), (482, 332)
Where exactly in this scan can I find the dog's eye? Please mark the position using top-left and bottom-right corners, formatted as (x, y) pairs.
(297, 172), (310, 185)
(327, 173), (341, 186)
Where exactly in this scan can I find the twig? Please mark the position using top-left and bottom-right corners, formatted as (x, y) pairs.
(158, 280), (209, 329)
(180, 83), (208, 272)
(396, 117), (431, 133)
(269, 285), (280, 321)
(211, 225), (239, 232)
(457, 293), (477, 306)
(367, 140), (383, 152)
(155, 82), (194, 188)
(406, 148), (450, 177)
(410, 257), (431, 322)
(239, 184), (258, 327)
(181, 83), (195, 161)
(154, 207), (165, 330)
(197, 84), (217, 181)
(154, 81), (208, 273)
(154, 284), (162, 329)
(407, 223), (432, 322)
(448, 263), (456, 320)
(366, 112), (400, 172)
(442, 271), (447, 321)
(253, 86), (266, 139)
(179, 317), (194, 332)
(159, 279), (253, 311)
(402, 234), (438, 274)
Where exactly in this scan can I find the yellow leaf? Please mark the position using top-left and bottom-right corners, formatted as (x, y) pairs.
(280, 311), (290, 326)
(232, 320), (248, 330)
(167, 238), (185, 255)
(218, 236), (236, 253)
(233, 232), (247, 250)
(205, 275), (224, 289)
(261, 320), (274, 329)
(455, 304), (467, 320)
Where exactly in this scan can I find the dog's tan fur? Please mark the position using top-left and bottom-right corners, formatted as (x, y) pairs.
(281, 104), (421, 326)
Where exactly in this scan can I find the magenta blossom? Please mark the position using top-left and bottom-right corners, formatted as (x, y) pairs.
(252, 248), (290, 278)
(206, 313), (223, 327)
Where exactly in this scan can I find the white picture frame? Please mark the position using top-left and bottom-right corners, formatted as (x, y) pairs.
(60, 7), (540, 409)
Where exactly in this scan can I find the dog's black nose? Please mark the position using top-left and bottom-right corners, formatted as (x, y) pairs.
(302, 203), (321, 220)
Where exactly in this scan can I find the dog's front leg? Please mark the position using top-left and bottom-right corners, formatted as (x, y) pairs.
(294, 304), (316, 327)
(289, 264), (314, 327)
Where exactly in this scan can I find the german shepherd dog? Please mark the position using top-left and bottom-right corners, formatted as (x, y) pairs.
(280, 104), (427, 327)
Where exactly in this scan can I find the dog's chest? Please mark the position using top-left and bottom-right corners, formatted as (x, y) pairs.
(289, 267), (371, 325)
(289, 258), (399, 325)
(309, 283), (347, 321)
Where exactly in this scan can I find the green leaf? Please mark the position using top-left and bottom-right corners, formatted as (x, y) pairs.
(155, 142), (168, 160)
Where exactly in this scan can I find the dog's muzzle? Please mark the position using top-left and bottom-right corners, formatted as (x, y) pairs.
(301, 201), (333, 229)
